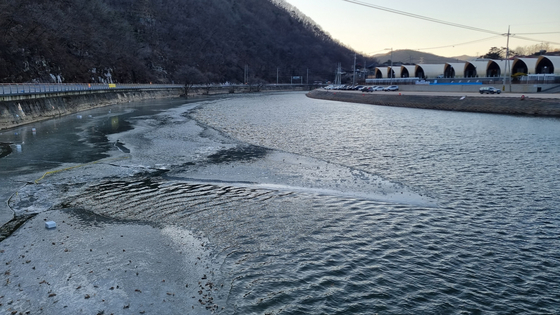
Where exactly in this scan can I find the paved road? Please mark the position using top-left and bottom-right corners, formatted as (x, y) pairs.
(0, 83), (183, 96)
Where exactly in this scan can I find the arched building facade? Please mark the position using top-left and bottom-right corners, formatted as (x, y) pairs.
(444, 63), (467, 78)
(415, 64), (445, 79)
(389, 66), (401, 78)
(400, 65), (416, 78)
(367, 56), (559, 80)
(374, 67), (388, 78)
(487, 60), (509, 77)
(536, 56), (560, 75)
(512, 58), (539, 75)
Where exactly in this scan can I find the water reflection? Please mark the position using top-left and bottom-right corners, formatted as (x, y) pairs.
(111, 116), (120, 132)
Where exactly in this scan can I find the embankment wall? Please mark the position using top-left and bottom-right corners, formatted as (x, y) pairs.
(396, 83), (558, 93)
(306, 90), (560, 116)
(0, 88), (182, 130)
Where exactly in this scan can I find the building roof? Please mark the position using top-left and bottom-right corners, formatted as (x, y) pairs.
(368, 56), (559, 77)
(374, 67), (389, 78)
(389, 66), (401, 78)
(415, 64), (445, 78)
(445, 63), (468, 78)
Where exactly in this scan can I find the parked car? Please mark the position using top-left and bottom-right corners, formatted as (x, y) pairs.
(372, 86), (384, 91)
(479, 87), (501, 94)
(383, 85), (399, 91)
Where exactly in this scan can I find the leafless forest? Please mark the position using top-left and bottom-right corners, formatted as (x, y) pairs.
(0, 0), (355, 84)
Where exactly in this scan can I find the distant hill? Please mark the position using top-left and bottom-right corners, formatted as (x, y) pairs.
(371, 49), (476, 65)
(450, 55), (477, 62)
(0, 0), (355, 84)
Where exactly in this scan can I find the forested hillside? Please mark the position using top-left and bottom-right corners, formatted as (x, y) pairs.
(0, 0), (355, 84)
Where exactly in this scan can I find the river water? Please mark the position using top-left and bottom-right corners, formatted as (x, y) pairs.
(1, 92), (559, 314)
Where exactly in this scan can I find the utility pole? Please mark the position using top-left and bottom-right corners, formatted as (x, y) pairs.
(503, 26), (511, 92)
(352, 53), (357, 86)
(334, 63), (342, 86)
(385, 48), (393, 85)
(390, 48), (393, 85)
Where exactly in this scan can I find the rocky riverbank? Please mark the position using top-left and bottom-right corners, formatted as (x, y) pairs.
(307, 89), (560, 116)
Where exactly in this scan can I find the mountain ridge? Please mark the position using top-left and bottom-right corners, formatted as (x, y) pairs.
(0, 0), (481, 84)
(0, 0), (356, 84)
(371, 49), (476, 65)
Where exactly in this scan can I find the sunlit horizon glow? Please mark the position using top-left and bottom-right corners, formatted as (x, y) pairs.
(281, 0), (560, 58)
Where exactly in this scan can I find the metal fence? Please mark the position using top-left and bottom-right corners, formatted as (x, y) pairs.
(0, 83), (184, 96)
(363, 75), (560, 86)
(365, 78), (422, 85)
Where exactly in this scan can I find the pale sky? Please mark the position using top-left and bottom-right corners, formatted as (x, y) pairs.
(282, 0), (560, 58)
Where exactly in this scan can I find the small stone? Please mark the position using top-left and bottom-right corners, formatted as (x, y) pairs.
(45, 221), (56, 229)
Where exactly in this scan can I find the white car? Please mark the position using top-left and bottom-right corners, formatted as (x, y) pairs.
(383, 85), (399, 91)
(479, 87), (501, 94)
(372, 86), (384, 91)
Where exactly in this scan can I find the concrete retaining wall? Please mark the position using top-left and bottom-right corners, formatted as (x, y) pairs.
(307, 90), (560, 116)
(0, 88), (182, 130)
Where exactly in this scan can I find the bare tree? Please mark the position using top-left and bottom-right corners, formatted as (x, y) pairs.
(175, 65), (206, 97)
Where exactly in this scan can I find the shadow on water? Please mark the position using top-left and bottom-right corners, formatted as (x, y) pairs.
(206, 145), (270, 164)
(0, 143), (12, 159)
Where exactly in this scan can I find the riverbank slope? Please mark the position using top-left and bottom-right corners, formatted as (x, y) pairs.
(307, 89), (560, 116)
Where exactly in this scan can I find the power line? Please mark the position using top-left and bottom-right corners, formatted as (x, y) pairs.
(515, 32), (560, 35)
(341, 0), (503, 35)
(341, 0), (560, 45)
(511, 35), (560, 46)
(417, 36), (502, 51)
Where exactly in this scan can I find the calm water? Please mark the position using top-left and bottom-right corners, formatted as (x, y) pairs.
(2, 92), (560, 314)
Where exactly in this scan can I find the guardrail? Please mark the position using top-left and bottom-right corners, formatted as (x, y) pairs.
(0, 83), (184, 96)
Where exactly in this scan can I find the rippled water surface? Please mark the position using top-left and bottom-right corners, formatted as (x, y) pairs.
(190, 93), (560, 314)
(4, 92), (560, 314)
